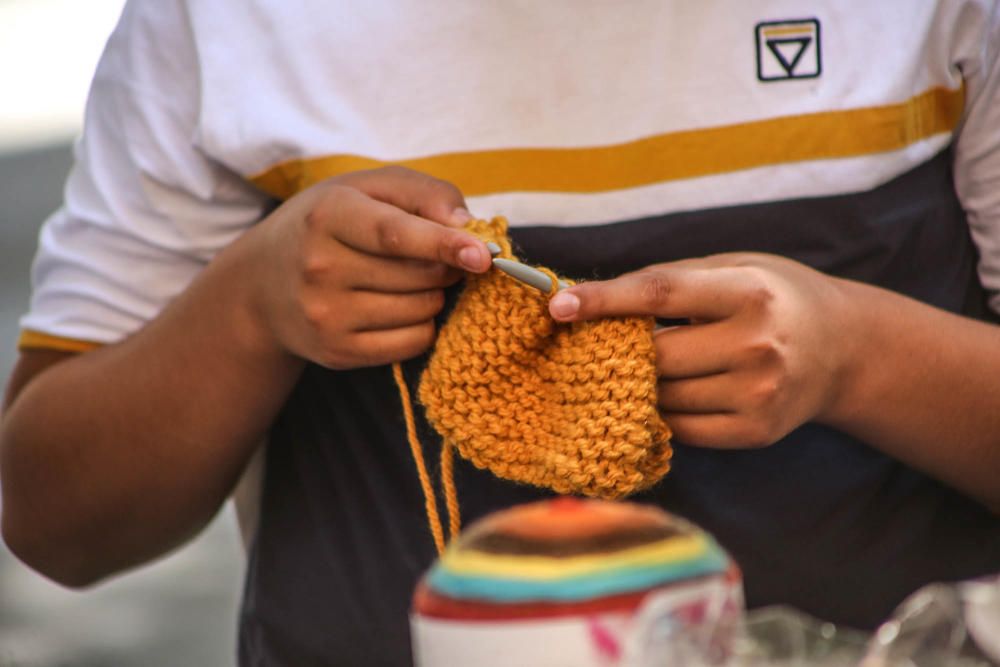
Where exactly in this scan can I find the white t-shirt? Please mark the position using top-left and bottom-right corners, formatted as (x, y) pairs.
(19, 0), (1000, 348)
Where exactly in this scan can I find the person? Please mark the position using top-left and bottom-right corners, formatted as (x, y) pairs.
(2, 1), (1000, 664)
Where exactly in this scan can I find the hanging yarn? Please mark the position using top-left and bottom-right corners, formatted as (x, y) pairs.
(394, 217), (671, 554)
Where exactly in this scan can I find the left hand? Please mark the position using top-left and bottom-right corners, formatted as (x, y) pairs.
(548, 253), (857, 448)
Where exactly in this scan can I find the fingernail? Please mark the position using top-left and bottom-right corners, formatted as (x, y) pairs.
(549, 292), (580, 318)
(458, 245), (484, 271)
(451, 207), (473, 226)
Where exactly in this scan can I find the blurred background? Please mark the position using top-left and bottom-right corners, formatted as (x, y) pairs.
(0, 1), (244, 664)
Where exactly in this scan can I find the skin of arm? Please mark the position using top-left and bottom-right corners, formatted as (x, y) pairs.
(548, 253), (1000, 513)
(0, 167), (491, 587)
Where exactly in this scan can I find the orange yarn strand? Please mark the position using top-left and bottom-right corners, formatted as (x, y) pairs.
(536, 265), (565, 296)
(392, 362), (447, 555)
(440, 441), (461, 542)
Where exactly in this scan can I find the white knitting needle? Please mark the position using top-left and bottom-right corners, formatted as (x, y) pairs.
(487, 243), (569, 293)
(487, 243), (668, 330)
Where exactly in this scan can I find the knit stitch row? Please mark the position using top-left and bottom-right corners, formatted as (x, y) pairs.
(396, 217), (672, 554)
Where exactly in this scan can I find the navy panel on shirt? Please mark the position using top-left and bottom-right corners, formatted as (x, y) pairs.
(238, 150), (1000, 666)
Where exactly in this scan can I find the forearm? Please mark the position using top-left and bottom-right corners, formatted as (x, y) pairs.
(1, 168), (487, 586)
(0, 229), (303, 586)
(823, 278), (1000, 511)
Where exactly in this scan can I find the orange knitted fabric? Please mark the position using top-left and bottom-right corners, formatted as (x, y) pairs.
(418, 217), (672, 501)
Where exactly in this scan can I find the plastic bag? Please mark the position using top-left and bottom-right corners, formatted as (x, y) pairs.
(735, 573), (1000, 666)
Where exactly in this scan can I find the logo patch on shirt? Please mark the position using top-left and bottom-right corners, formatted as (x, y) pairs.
(755, 19), (821, 81)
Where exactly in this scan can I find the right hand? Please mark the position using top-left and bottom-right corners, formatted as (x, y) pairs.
(246, 166), (491, 369)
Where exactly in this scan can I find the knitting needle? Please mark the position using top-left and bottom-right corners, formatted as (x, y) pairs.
(487, 244), (569, 293)
(487, 243), (668, 329)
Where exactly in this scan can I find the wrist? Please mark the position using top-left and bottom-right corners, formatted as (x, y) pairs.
(202, 224), (304, 374)
(815, 277), (885, 430)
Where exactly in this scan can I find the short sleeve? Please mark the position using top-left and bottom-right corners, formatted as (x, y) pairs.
(19, 0), (270, 348)
(951, 0), (1000, 315)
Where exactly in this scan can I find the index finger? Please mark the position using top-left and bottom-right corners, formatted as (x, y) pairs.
(336, 166), (471, 227)
(548, 266), (751, 322)
(325, 186), (490, 272)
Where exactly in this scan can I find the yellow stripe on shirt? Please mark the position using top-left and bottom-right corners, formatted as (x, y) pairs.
(250, 85), (964, 200)
(18, 329), (103, 353)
